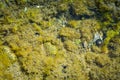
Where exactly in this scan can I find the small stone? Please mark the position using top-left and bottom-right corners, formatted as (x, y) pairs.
(96, 39), (102, 46)
(82, 41), (88, 49)
(36, 6), (40, 8)
(93, 32), (103, 42)
(24, 7), (27, 12)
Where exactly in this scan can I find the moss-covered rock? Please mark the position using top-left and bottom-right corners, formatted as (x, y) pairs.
(59, 27), (80, 40)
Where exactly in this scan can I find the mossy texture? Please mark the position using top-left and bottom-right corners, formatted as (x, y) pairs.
(0, 0), (120, 80)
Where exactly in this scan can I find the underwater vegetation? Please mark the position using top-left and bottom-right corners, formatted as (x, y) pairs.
(0, 0), (120, 80)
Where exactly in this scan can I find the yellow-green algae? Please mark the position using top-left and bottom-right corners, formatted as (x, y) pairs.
(0, 0), (120, 80)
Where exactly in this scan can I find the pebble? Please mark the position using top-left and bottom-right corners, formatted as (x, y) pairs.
(82, 41), (88, 49)
(93, 31), (103, 42)
(96, 39), (102, 46)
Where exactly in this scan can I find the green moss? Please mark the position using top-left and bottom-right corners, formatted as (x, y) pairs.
(16, 0), (27, 5)
(4, 15), (15, 23)
(25, 8), (42, 23)
(72, 0), (93, 15)
(20, 51), (43, 73)
(74, 39), (81, 45)
(0, 52), (11, 68)
(0, 1), (5, 9)
(32, 23), (43, 34)
(43, 56), (56, 75)
(40, 21), (52, 30)
(57, 1), (69, 12)
(64, 40), (78, 52)
(102, 29), (119, 53)
(116, 21), (120, 31)
(85, 52), (119, 80)
(95, 55), (111, 67)
(68, 20), (80, 29)
(0, 46), (14, 79)
(85, 53), (111, 67)
(0, 1), (119, 80)
(11, 25), (19, 33)
(42, 34), (55, 43)
(44, 42), (58, 55)
(88, 57), (119, 80)
(91, 45), (101, 53)
(59, 27), (80, 40)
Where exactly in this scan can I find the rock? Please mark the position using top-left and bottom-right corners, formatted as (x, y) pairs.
(93, 32), (102, 42)
(96, 39), (102, 46)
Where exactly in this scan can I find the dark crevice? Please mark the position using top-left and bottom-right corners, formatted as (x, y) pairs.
(54, 4), (96, 20)
(68, 4), (95, 20)
(55, 10), (66, 19)
(34, 32), (40, 36)
(43, 73), (48, 80)
(57, 35), (67, 42)
(0, 14), (4, 18)
(68, 4), (76, 19)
